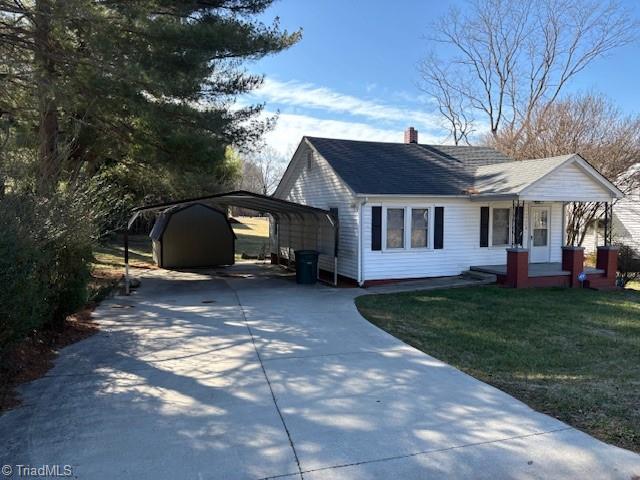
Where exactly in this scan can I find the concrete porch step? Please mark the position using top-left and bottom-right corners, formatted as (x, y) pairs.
(461, 270), (498, 282)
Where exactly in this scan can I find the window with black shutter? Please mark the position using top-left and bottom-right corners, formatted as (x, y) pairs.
(480, 207), (489, 247)
(371, 206), (382, 251)
(434, 207), (444, 249)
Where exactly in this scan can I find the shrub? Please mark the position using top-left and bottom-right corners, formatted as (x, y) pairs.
(617, 244), (640, 287)
(0, 193), (93, 354)
(0, 200), (49, 349)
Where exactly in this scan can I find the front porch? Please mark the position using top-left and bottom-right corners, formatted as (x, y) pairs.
(471, 262), (604, 277)
(471, 246), (618, 289)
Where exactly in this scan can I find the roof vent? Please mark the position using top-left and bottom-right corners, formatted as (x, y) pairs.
(404, 127), (418, 144)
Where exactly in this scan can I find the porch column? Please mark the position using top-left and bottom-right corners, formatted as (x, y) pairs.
(562, 246), (585, 288)
(511, 200), (524, 247)
(506, 248), (528, 288)
(596, 246), (619, 287)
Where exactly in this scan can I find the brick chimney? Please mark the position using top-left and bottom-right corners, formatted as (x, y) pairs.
(404, 127), (418, 144)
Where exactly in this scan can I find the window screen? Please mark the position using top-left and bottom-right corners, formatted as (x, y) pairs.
(492, 208), (510, 246)
(411, 208), (429, 248)
(386, 208), (405, 248)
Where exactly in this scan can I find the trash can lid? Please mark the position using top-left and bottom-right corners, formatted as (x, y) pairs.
(294, 250), (318, 255)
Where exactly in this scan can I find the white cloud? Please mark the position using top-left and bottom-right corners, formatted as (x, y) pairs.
(252, 78), (443, 131)
(263, 111), (447, 157)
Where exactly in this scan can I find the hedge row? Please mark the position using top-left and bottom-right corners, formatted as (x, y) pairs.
(0, 194), (93, 354)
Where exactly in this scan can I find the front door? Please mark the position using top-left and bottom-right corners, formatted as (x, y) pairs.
(529, 206), (551, 263)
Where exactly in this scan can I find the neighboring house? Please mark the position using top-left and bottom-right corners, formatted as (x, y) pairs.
(583, 165), (640, 253)
(272, 128), (623, 286)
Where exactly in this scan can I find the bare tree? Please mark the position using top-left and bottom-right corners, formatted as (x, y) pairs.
(239, 146), (286, 196)
(491, 93), (640, 245)
(419, 55), (474, 145)
(419, 0), (637, 144)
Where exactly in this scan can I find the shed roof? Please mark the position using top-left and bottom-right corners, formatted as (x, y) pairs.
(148, 203), (236, 241)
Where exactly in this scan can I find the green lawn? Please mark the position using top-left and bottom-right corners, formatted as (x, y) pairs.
(232, 216), (270, 260)
(356, 286), (640, 452)
(93, 234), (155, 270)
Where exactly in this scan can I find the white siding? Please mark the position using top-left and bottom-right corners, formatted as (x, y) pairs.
(273, 143), (359, 279)
(580, 192), (639, 254)
(361, 198), (564, 281)
(522, 161), (614, 202)
(613, 192), (640, 250)
(582, 221), (603, 254)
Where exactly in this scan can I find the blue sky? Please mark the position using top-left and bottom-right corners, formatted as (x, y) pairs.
(245, 0), (640, 156)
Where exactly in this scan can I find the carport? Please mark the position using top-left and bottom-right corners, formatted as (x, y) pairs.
(125, 190), (339, 291)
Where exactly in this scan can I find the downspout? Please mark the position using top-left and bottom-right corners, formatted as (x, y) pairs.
(357, 198), (367, 287)
(561, 202), (566, 246)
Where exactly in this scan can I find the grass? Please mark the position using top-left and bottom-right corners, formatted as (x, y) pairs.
(355, 286), (640, 452)
(627, 280), (640, 291)
(232, 216), (270, 260)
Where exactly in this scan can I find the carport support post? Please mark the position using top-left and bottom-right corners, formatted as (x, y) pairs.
(124, 229), (130, 295)
(333, 217), (339, 287)
(275, 216), (280, 265)
(288, 215), (293, 268)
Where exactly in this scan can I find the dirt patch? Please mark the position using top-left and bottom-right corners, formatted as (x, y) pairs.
(0, 307), (99, 411)
(0, 268), (119, 412)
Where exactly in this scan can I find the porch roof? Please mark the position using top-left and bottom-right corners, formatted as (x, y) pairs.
(469, 154), (623, 202)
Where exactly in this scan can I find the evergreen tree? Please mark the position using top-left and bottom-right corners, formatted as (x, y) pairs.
(0, 0), (300, 193)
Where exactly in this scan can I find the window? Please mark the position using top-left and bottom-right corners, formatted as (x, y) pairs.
(386, 208), (404, 248)
(532, 209), (548, 246)
(306, 151), (314, 171)
(492, 208), (510, 246)
(411, 208), (429, 248)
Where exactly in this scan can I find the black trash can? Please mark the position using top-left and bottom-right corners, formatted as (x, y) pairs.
(294, 250), (319, 285)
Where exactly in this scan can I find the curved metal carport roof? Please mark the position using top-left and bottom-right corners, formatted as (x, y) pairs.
(124, 190), (339, 291)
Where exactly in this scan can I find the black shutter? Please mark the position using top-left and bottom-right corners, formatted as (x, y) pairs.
(371, 206), (382, 251)
(515, 206), (524, 246)
(434, 207), (444, 249)
(480, 207), (489, 247)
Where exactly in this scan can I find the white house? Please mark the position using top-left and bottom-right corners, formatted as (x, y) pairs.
(272, 128), (624, 287)
(583, 165), (640, 253)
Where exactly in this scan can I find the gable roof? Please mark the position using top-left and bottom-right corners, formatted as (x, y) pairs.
(303, 137), (622, 199)
(305, 137), (513, 196)
(473, 155), (574, 195)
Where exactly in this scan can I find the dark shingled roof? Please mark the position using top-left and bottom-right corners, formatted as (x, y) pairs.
(305, 137), (515, 195)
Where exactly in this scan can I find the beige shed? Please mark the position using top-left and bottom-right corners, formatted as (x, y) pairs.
(149, 203), (235, 269)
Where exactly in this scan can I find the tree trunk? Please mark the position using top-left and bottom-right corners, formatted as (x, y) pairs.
(34, 0), (59, 194)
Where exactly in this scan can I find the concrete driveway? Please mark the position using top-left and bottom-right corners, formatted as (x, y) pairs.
(1, 264), (639, 479)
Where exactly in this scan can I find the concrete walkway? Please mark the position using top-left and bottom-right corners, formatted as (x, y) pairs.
(1, 264), (638, 479)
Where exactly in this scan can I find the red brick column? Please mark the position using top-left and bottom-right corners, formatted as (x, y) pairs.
(596, 246), (619, 287)
(506, 248), (529, 288)
(562, 246), (585, 288)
